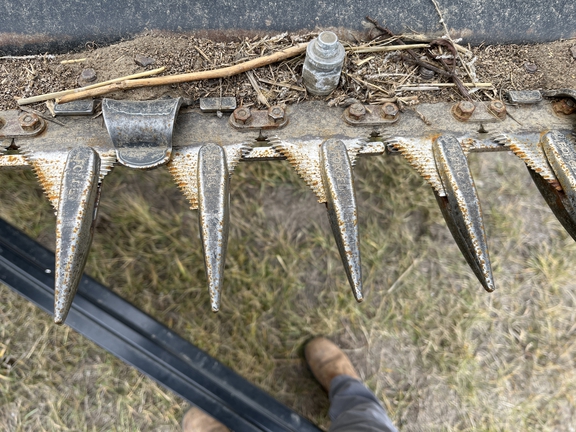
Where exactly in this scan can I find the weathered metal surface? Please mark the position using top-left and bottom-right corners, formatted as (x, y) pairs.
(542, 89), (576, 100)
(200, 97), (237, 113)
(493, 131), (576, 241)
(197, 144), (230, 311)
(387, 136), (446, 196)
(493, 133), (560, 188)
(241, 145), (287, 161)
(54, 147), (101, 324)
(102, 98), (182, 169)
(553, 99), (576, 116)
(541, 131), (576, 202)
(0, 110), (46, 138)
(543, 89), (576, 115)
(320, 139), (363, 301)
(272, 136), (364, 203)
(54, 100), (95, 116)
(17, 122), (115, 210)
(229, 106), (288, 130)
(526, 165), (576, 242)
(168, 143), (249, 210)
(19, 148), (72, 209)
(0, 153), (29, 169)
(433, 135), (495, 292)
(451, 101), (505, 123)
(507, 90), (542, 105)
(4, 100), (569, 169)
(1, 97), (575, 315)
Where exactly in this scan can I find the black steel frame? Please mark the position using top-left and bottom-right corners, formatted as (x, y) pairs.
(0, 218), (321, 432)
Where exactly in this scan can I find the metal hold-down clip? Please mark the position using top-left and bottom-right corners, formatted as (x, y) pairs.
(102, 98), (182, 169)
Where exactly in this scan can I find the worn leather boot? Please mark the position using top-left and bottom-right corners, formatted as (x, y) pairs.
(182, 407), (230, 432)
(304, 337), (360, 391)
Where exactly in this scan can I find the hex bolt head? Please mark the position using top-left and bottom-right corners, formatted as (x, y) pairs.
(267, 105), (285, 123)
(348, 103), (366, 120)
(19, 113), (40, 131)
(489, 100), (507, 119)
(233, 107), (252, 124)
(381, 102), (399, 120)
(453, 101), (475, 121)
(80, 68), (97, 83)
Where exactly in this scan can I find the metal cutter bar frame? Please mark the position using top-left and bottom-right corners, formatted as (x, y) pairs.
(1, 94), (576, 325)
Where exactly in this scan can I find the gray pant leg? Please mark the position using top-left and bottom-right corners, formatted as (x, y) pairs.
(328, 375), (397, 432)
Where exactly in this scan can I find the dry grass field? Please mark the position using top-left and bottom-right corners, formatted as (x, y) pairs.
(2, 143), (576, 431)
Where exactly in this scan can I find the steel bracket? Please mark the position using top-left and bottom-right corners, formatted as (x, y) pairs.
(102, 98), (182, 169)
(0, 110), (46, 139)
(229, 106), (288, 130)
(343, 103), (400, 126)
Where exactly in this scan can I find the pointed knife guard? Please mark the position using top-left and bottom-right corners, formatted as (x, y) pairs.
(527, 131), (576, 241)
(102, 98), (182, 169)
(198, 143), (230, 312)
(54, 147), (101, 324)
(527, 166), (576, 242)
(432, 135), (495, 292)
(541, 131), (576, 213)
(320, 139), (363, 302)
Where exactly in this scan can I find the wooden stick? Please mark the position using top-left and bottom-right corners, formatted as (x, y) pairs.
(344, 72), (391, 95)
(399, 34), (472, 56)
(58, 43), (308, 104)
(257, 77), (305, 92)
(17, 67), (167, 105)
(60, 58), (87, 64)
(347, 44), (429, 53)
(398, 82), (493, 90)
(1, 54), (56, 60)
(429, 0), (476, 83)
(403, 82), (492, 87)
(246, 70), (269, 107)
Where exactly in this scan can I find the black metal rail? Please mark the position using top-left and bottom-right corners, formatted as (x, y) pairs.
(0, 218), (321, 432)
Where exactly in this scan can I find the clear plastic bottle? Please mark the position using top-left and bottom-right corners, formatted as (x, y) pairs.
(302, 31), (346, 96)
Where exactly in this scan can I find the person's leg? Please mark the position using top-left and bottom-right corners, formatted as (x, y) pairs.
(182, 407), (230, 432)
(328, 375), (396, 432)
(305, 337), (397, 432)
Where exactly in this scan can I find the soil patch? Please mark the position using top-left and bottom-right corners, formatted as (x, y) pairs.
(1, 30), (574, 112)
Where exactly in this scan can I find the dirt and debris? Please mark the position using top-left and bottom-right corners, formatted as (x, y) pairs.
(0, 29), (575, 112)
